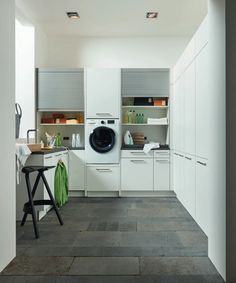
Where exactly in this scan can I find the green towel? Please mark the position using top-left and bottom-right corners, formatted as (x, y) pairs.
(54, 161), (68, 207)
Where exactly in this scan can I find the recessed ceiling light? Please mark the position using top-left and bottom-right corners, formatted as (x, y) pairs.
(146, 12), (158, 19)
(66, 12), (80, 19)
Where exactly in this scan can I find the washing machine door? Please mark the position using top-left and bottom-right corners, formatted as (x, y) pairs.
(89, 126), (116, 153)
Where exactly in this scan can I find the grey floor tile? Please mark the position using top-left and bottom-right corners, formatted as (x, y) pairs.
(137, 218), (199, 232)
(1, 256), (73, 275)
(119, 232), (167, 247)
(140, 257), (219, 275)
(67, 257), (139, 275)
(73, 231), (120, 247)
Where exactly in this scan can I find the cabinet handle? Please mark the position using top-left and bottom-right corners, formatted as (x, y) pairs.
(197, 161), (207, 166)
(130, 160), (146, 163)
(55, 154), (62, 157)
(45, 156), (52, 159)
(155, 160), (169, 163)
(185, 156), (192, 161)
(96, 168), (112, 172)
(96, 113), (112, 116)
(130, 152), (145, 155)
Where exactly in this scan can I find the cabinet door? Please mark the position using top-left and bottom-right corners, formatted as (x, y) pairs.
(43, 154), (55, 211)
(69, 150), (85, 191)
(121, 158), (153, 191)
(85, 68), (121, 118)
(183, 155), (196, 218)
(121, 69), (169, 97)
(38, 69), (84, 110)
(86, 165), (120, 191)
(196, 45), (209, 159)
(154, 159), (170, 191)
(196, 158), (209, 235)
(174, 153), (184, 202)
(184, 62), (196, 155)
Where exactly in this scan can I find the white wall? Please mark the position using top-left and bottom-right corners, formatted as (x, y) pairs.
(47, 36), (189, 68)
(15, 19), (35, 138)
(208, 0), (226, 279)
(0, 0), (16, 272)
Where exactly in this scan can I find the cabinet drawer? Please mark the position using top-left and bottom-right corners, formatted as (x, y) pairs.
(154, 159), (170, 191)
(154, 150), (170, 159)
(86, 165), (120, 191)
(121, 150), (153, 158)
(121, 158), (153, 191)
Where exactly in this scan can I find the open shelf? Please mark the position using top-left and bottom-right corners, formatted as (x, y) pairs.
(40, 123), (84, 126)
(122, 105), (168, 109)
(122, 123), (168, 126)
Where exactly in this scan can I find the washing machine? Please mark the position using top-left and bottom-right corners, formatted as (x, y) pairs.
(85, 119), (120, 164)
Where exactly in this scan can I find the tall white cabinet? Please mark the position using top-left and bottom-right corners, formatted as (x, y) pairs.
(171, 17), (209, 232)
(85, 68), (121, 119)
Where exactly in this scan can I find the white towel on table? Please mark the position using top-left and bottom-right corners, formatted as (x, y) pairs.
(143, 142), (160, 154)
(15, 144), (31, 184)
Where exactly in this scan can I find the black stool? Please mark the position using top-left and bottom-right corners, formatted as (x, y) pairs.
(21, 165), (63, 238)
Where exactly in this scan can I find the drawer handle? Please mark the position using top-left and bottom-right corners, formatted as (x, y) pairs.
(130, 152), (145, 155)
(130, 160), (146, 163)
(96, 169), (112, 172)
(197, 161), (207, 166)
(185, 157), (192, 161)
(96, 113), (112, 116)
(179, 154), (184, 158)
(55, 154), (62, 157)
(155, 160), (169, 163)
(174, 153), (179, 156)
(45, 156), (52, 159)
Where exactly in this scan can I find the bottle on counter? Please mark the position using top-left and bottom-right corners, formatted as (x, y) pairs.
(128, 110), (133, 123)
(75, 133), (81, 147)
(124, 111), (129, 123)
(56, 133), (62, 147)
(141, 113), (145, 124)
(72, 133), (76, 148)
(132, 110), (136, 123)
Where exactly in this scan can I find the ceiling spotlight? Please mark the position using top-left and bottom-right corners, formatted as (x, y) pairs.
(146, 12), (158, 19)
(66, 12), (80, 19)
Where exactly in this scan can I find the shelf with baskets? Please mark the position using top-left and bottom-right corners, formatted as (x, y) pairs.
(37, 111), (85, 148)
(121, 97), (169, 146)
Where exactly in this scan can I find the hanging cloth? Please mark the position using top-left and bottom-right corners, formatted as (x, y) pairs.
(54, 160), (68, 207)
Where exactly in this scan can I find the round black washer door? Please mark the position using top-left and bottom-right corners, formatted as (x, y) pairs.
(89, 126), (116, 153)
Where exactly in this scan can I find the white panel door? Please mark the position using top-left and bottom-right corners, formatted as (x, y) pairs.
(154, 159), (170, 191)
(69, 150), (85, 191)
(196, 45), (209, 159)
(183, 155), (196, 219)
(179, 77), (185, 152)
(121, 158), (153, 191)
(184, 62), (196, 156)
(86, 165), (120, 191)
(196, 157), (209, 236)
(85, 68), (121, 118)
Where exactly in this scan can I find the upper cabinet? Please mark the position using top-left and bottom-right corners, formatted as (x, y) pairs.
(37, 68), (84, 111)
(121, 69), (170, 97)
(85, 68), (121, 119)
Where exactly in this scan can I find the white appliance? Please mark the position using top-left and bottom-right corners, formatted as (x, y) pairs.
(85, 119), (120, 164)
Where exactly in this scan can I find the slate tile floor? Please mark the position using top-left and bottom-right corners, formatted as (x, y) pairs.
(0, 197), (225, 283)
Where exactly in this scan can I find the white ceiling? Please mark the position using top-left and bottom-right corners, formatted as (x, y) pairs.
(16, 0), (208, 37)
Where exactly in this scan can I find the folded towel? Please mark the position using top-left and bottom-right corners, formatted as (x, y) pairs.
(15, 144), (31, 184)
(147, 117), (168, 125)
(143, 142), (160, 154)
